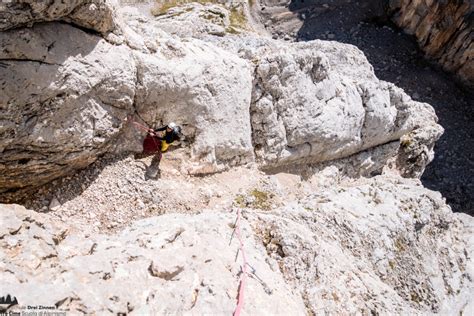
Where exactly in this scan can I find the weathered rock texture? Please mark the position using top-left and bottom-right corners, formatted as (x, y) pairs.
(132, 40), (254, 168)
(0, 1), (444, 194)
(0, 204), (306, 314)
(1, 2), (472, 315)
(150, 3), (231, 37)
(0, 0), (118, 34)
(388, 0), (474, 88)
(249, 39), (443, 169)
(0, 23), (136, 193)
(0, 4), (254, 192)
(249, 176), (474, 314)
(2, 175), (473, 314)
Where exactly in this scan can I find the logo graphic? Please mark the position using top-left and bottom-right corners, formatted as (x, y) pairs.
(0, 294), (19, 312)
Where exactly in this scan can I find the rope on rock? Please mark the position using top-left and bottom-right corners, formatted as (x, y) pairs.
(125, 115), (158, 136)
(125, 115), (161, 152)
(233, 208), (247, 316)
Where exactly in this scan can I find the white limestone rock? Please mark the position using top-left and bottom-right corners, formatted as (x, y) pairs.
(249, 40), (443, 169)
(0, 204), (306, 315)
(0, 0), (118, 34)
(0, 23), (136, 193)
(248, 176), (473, 315)
(151, 3), (231, 38)
(1, 175), (472, 314)
(0, 3), (471, 315)
(131, 38), (254, 170)
(0, 1), (442, 193)
(0, 6), (255, 192)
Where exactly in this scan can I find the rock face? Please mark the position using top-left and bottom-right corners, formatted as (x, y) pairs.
(0, 0), (118, 34)
(250, 176), (474, 314)
(0, 4), (254, 193)
(250, 39), (442, 169)
(150, 3), (231, 37)
(2, 175), (473, 314)
(132, 39), (254, 169)
(0, 1), (444, 194)
(1, 2), (473, 314)
(0, 23), (136, 193)
(388, 0), (473, 88)
(0, 204), (306, 314)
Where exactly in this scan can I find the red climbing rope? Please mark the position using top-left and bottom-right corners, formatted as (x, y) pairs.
(233, 208), (247, 316)
(125, 115), (158, 136)
(125, 116), (162, 154)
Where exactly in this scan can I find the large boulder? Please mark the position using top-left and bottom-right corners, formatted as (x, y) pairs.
(0, 24), (136, 191)
(0, 23), (136, 194)
(249, 39), (443, 169)
(131, 38), (254, 170)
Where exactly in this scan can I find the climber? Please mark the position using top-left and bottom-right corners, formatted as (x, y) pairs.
(145, 122), (182, 179)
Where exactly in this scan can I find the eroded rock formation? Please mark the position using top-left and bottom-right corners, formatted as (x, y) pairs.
(1, 1), (473, 314)
(2, 175), (473, 314)
(249, 40), (442, 169)
(0, 10), (255, 192)
(0, 0), (443, 194)
(0, 0), (118, 34)
(0, 23), (136, 193)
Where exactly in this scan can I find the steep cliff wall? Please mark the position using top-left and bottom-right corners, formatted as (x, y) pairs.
(0, 1), (443, 196)
(388, 0), (473, 88)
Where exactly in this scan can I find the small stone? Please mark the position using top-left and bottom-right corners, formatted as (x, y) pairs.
(49, 197), (61, 211)
(5, 236), (19, 248)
